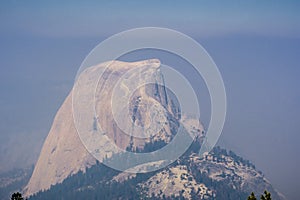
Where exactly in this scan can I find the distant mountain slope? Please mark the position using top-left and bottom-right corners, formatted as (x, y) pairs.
(0, 167), (33, 199)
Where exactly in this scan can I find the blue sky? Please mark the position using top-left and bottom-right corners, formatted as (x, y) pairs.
(1, 1), (299, 38)
(0, 1), (299, 199)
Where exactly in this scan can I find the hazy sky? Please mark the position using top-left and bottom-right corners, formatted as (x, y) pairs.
(0, 1), (299, 199)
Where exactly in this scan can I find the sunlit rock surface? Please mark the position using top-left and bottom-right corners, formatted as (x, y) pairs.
(24, 59), (191, 196)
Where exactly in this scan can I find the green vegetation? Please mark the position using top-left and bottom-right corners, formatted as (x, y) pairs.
(261, 190), (272, 200)
(11, 192), (24, 200)
(0, 167), (33, 200)
(28, 143), (256, 200)
(248, 192), (257, 200)
(247, 190), (272, 200)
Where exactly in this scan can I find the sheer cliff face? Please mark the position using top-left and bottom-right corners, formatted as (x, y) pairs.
(23, 59), (284, 200)
(23, 92), (96, 197)
(90, 59), (181, 151)
(24, 59), (188, 196)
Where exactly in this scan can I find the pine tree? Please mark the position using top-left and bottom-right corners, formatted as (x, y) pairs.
(11, 192), (24, 200)
(261, 190), (271, 200)
(247, 192), (257, 200)
(248, 191), (272, 200)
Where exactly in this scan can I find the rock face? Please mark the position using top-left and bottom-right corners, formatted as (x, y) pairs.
(139, 164), (215, 199)
(187, 150), (285, 200)
(24, 59), (186, 196)
(24, 59), (284, 200)
(139, 148), (285, 199)
(138, 149), (285, 199)
(23, 92), (96, 196)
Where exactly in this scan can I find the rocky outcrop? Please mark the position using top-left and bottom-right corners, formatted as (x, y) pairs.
(139, 164), (215, 199)
(24, 59), (185, 196)
(24, 59), (284, 200)
(138, 150), (285, 200)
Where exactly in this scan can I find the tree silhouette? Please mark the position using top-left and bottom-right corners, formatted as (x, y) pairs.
(11, 192), (24, 200)
(260, 190), (271, 200)
(248, 190), (272, 200)
(247, 192), (257, 200)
